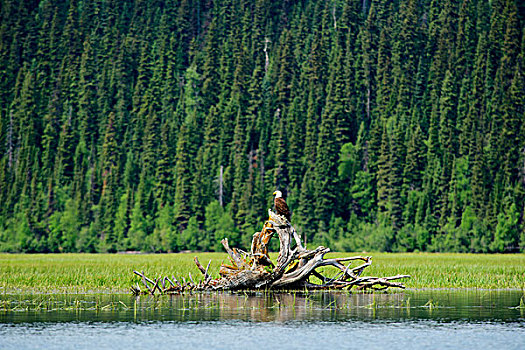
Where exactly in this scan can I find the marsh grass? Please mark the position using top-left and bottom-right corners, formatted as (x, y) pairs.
(0, 252), (523, 293)
(355, 252), (525, 289)
(0, 253), (225, 293)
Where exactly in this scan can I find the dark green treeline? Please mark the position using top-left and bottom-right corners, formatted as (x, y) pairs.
(0, 0), (524, 253)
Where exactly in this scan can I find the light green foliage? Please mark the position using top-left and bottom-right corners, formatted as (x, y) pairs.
(60, 198), (81, 252)
(151, 204), (177, 252)
(13, 212), (33, 252)
(128, 199), (148, 251)
(181, 217), (202, 251)
(205, 201), (240, 251)
(114, 192), (130, 251)
(491, 201), (520, 253)
(343, 217), (394, 252)
(394, 224), (429, 252)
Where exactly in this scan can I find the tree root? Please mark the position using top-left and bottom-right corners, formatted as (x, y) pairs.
(131, 210), (410, 295)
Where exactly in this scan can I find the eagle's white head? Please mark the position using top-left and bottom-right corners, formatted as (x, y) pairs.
(273, 190), (283, 198)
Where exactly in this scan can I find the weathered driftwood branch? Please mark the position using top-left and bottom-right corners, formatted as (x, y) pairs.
(131, 209), (410, 295)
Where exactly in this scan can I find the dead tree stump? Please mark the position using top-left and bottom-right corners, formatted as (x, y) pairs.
(131, 210), (410, 294)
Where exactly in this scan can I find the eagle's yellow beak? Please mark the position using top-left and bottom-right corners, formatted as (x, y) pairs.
(272, 191), (277, 196)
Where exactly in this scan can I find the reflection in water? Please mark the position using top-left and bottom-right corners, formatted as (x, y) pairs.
(0, 290), (523, 323)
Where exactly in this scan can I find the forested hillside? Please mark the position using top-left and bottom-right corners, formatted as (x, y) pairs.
(0, 0), (524, 253)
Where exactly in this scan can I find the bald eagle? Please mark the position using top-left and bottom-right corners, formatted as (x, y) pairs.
(273, 190), (291, 221)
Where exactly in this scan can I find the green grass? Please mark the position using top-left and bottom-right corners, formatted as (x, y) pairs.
(0, 253), (227, 293)
(341, 252), (525, 289)
(0, 252), (524, 293)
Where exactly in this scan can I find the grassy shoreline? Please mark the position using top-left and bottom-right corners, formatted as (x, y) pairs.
(1, 253), (524, 293)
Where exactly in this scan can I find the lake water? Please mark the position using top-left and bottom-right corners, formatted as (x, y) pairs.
(1, 290), (523, 349)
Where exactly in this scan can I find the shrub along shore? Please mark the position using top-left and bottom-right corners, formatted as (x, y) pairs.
(0, 253), (524, 293)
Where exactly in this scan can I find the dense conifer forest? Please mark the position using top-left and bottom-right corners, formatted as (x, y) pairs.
(0, 0), (524, 253)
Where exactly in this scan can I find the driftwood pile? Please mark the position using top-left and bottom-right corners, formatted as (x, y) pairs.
(131, 210), (410, 295)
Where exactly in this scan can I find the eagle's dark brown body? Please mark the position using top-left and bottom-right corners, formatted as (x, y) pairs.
(274, 197), (291, 221)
